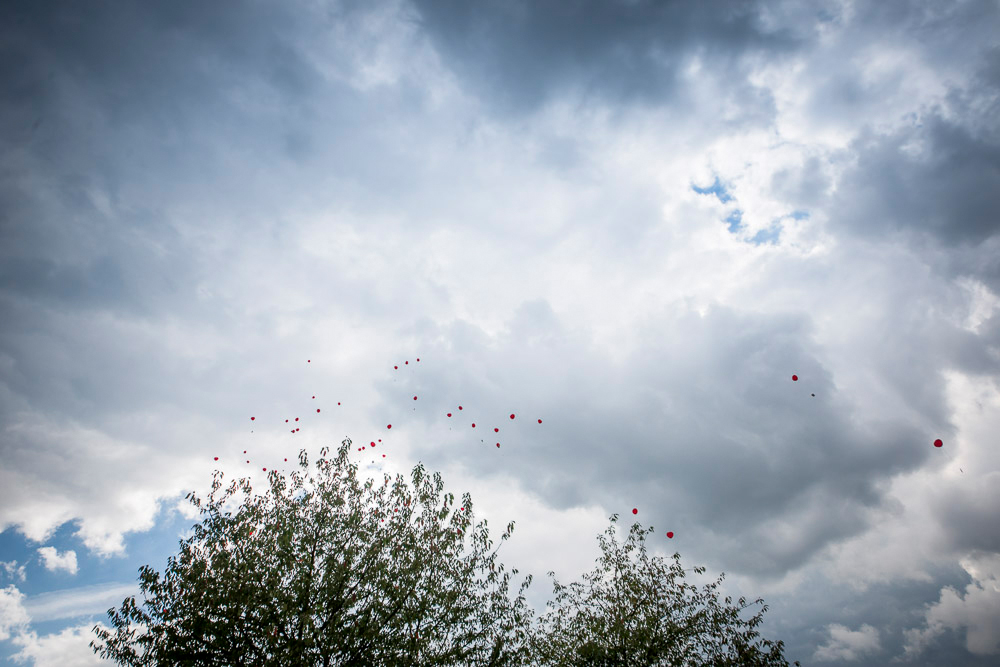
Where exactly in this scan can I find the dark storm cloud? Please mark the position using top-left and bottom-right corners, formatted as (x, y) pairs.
(0, 0), (440, 421)
(774, 564), (997, 667)
(774, 1), (1000, 287)
(409, 0), (801, 113)
(402, 302), (939, 576)
(0, 0), (317, 312)
(935, 478), (1000, 554)
(832, 115), (1000, 247)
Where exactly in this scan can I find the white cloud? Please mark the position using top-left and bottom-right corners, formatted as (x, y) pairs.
(1, 561), (26, 584)
(902, 553), (1000, 658)
(1, 584), (120, 665)
(0, 585), (30, 642)
(11, 624), (109, 666)
(22, 583), (137, 624)
(814, 623), (881, 661)
(37, 547), (78, 576)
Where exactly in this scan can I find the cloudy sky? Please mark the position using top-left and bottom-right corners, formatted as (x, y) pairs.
(2, 0), (999, 664)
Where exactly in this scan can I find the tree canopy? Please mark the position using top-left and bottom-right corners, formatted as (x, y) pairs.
(531, 517), (798, 666)
(92, 439), (797, 666)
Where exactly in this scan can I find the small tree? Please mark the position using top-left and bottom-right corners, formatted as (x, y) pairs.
(92, 439), (534, 666)
(530, 515), (799, 667)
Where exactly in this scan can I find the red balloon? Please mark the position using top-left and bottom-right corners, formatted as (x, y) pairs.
(370, 442), (376, 447)
(538, 419), (542, 424)
(934, 439), (943, 448)
(312, 395), (315, 399)
(284, 458), (287, 462)
(509, 413), (515, 420)
(494, 427), (499, 433)
(295, 417), (299, 422)
(387, 424), (392, 429)
(394, 365), (398, 369)
(214, 457), (219, 461)
(262, 468), (267, 472)
(286, 419), (289, 422)
(317, 408), (321, 413)
(666, 531), (674, 538)
(405, 361), (408, 365)
(244, 450), (247, 454)
(496, 443), (500, 448)
(413, 396), (418, 401)
(307, 360), (311, 363)
(382, 454), (386, 457)
(632, 508), (638, 515)
(447, 413), (452, 417)
(792, 375), (798, 381)
(416, 358), (420, 362)
(471, 423), (476, 428)
(250, 417), (255, 421)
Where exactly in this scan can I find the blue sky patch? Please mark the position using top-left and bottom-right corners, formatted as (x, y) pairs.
(725, 209), (744, 233)
(691, 176), (733, 203)
(750, 225), (782, 245)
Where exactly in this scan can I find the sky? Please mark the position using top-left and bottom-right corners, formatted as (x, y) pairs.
(1, 0), (999, 664)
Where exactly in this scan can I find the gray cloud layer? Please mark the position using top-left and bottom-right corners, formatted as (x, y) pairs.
(2, 1), (999, 664)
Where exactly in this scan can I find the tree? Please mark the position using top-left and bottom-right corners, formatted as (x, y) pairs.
(92, 439), (534, 666)
(93, 441), (798, 666)
(529, 515), (799, 667)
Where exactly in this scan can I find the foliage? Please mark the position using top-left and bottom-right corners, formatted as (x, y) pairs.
(93, 441), (797, 666)
(92, 439), (533, 666)
(530, 515), (798, 667)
